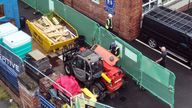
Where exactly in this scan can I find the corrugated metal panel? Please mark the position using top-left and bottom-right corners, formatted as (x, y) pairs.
(39, 95), (55, 108)
(0, 45), (24, 94)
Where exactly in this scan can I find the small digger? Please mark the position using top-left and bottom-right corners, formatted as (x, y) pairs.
(63, 44), (124, 99)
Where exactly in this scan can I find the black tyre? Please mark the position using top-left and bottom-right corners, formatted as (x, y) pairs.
(148, 38), (157, 48)
(110, 93), (116, 99)
(90, 85), (100, 97)
(64, 64), (71, 75)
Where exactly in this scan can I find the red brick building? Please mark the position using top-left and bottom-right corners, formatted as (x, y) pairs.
(63, 0), (142, 41)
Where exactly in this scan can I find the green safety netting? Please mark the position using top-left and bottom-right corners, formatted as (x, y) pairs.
(114, 36), (142, 82)
(36, 0), (50, 14)
(53, 0), (99, 45)
(21, 0), (51, 14)
(21, 0), (37, 9)
(65, 5), (99, 45)
(53, 0), (66, 17)
(140, 56), (175, 108)
(95, 27), (142, 82)
(96, 27), (115, 48)
(21, 0), (176, 107)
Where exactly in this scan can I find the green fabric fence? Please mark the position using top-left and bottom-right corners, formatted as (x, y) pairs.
(92, 26), (175, 107)
(95, 27), (142, 83)
(36, 0), (50, 14)
(21, 0), (37, 9)
(140, 56), (175, 108)
(53, 0), (99, 45)
(21, 0), (50, 14)
(21, 0), (176, 107)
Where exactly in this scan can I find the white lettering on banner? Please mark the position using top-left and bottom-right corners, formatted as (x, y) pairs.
(0, 54), (19, 72)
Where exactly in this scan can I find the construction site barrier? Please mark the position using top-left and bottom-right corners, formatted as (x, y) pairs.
(25, 60), (113, 108)
(21, 0), (176, 108)
(0, 45), (24, 95)
(74, 96), (114, 108)
(39, 95), (56, 108)
(140, 56), (175, 107)
(21, 0), (37, 10)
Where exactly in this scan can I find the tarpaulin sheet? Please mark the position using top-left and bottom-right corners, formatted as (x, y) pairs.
(53, 75), (81, 96)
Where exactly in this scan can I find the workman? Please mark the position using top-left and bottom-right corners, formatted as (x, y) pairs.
(109, 42), (120, 57)
(105, 14), (113, 31)
(156, 46), (167, 67)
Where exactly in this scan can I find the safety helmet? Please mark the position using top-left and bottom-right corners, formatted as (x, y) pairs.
(110, 42), (117, 48)
(108, 14), (113, 18)
(160, 46), (166, 52)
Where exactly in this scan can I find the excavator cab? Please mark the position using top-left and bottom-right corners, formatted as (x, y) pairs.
(64, 45), (124, 99)
(65, 49), (103, 82)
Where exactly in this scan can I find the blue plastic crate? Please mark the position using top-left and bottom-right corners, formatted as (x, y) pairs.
(39, 95), (56, 108)
(0, 61), (19, 91)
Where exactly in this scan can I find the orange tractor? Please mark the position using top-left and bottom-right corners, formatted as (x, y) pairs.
(63, 44), (124, 99)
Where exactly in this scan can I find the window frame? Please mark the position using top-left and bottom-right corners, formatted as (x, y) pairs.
(0, 4), (5, 18)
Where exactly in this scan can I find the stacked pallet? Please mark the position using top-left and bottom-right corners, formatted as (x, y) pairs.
(39, 72), (62, 96)
(32, 16), (76, 44)
(27, 50), (51, 71)
(39, 72), (65, 107)
(18, 72), (39, 108)
(63, 0), (142, 41)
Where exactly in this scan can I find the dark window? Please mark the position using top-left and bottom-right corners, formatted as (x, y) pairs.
(91, 60), (103, 73)
(85, 62), (90, 73)
(73, 57), (84, 70)
(0, 4), (5, 17)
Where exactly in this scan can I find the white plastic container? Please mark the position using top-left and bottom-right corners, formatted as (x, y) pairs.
(3, 31), (32, 49)
(3, 30), (32, 59)
(0, 22), (18, 43)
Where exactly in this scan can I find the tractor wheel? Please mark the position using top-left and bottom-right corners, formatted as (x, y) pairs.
(98, 91), (107, 101)
(90, 85), (100, 97)
(64, 64), (71, 75)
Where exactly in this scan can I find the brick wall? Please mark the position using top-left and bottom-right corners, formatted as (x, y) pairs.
(177, 2), (192, 12)
(63, 0), (142, 41)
